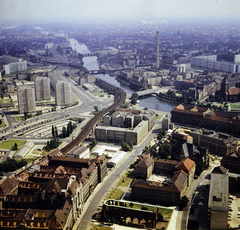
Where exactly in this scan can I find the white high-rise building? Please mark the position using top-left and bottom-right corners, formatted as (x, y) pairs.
(55, 81), (72, 106)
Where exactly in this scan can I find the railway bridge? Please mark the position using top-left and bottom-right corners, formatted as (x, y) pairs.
(61, 78), (126, 154)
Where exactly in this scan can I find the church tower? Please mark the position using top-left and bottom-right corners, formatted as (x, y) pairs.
(221, 75), (229, 101)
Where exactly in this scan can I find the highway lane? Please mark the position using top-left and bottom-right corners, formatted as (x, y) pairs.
(1, 66), (113, 139)
(75, 123), (161, 230)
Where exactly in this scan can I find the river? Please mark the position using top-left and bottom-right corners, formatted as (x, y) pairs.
(68, 38), (177, 112)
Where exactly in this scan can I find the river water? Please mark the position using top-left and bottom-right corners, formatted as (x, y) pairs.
(68, 38), (177, 112)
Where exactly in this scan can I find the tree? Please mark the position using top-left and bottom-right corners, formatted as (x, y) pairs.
(54, 126), (58, 138)
(150, 144), (158, 158)
(195, 160), (204, 177)
(94, 106), (99, 112)
(24, 111), (28, 120)
(131, 92), (139, 100)
(11, 143), (18, 151)
(121, 103), (129, 109)
(142, 145), (150, 153)
(62, 127), (67, 138)
(131, 97), (137, 105)
(88, 139), (98, 151)
(187, 96), (194, 104)
(52, 125), (55, 138)
(180, 195), (189, 208)
(219, 97), (224, 104)
(232, 96), (237, 102)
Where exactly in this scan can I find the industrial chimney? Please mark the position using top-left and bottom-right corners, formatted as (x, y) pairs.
(156, 31), (160, 69)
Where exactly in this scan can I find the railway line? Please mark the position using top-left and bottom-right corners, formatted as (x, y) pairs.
(61, 84), (126, 154)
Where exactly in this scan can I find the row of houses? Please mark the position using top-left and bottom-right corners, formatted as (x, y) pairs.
(0, 147), (107, 230)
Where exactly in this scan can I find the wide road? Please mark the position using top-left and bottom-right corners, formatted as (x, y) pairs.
(1, 66), (113, 139)
(75, 123), (161, 230)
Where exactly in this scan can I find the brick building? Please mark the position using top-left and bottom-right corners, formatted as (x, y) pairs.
(131, 156), (195, 206)
(171, 104), (240, 135)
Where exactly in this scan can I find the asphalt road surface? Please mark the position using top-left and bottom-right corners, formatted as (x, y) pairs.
(75, 123), (161, 230)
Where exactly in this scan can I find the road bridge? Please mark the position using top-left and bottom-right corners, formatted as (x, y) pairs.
(82, 53), (97, 57)
(126, 88), (161, 99)
(88, 67), (131, 75)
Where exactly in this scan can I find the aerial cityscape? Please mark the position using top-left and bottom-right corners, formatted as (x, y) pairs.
(0, 0), (240, 230)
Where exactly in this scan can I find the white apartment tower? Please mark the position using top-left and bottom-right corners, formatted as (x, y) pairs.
(55, 81), (72, 106)
(17, 85), (36, 114)
(34, 77), (51, 101)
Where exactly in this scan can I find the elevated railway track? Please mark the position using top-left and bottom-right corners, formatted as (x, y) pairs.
(61, 81), (126, 154)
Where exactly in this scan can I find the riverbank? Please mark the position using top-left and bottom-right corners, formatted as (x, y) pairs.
(68, 39), (177, 112)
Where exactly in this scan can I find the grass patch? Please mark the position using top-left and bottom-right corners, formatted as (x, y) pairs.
(15, 114), (35, 121)
(0, 140), (26, 150)
(126, 202), (155, 212)
(0, 98), (12, 104)
(230, 104), (240, 110)
(156, 114), (163, 120)
(91, 225), (112, 230)
(117, 170), (134, 187)
(0, 120), (6, 128)
(31, 149), (42, 155)
(92, 92), (108, 97)
(92, 111), (101, 115)
(106, 188), (124, 200)
(158, 207), (173, 220)
(36, 100), (53, 105)
(15, 116), (25, 121)
(68, 117), (85, 123)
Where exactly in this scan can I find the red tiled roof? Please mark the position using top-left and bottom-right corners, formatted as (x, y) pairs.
(228, 87), (240, 95)
(176, 158), (195, 174)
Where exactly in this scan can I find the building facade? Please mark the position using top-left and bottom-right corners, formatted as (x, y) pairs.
(191, 55), (240, 73)
(171, 104), (240, 135)
(17, 85), (36, 114)
(55, 81), (72, 106)
(34, 77), (51, 101)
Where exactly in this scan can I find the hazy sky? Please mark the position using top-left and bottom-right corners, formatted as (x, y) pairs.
(0, 0), (239, 23)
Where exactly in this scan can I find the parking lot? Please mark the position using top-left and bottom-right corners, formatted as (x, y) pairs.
(228, 194), (240, 228)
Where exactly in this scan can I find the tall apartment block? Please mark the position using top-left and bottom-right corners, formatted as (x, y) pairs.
(55, 81), (72, 106)
(34, 77), (51, 101)
(17, 85), (36, 114)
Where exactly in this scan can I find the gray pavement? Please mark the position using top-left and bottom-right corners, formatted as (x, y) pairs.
(73, 123), (161, 230)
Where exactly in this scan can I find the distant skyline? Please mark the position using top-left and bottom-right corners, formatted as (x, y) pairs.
(0, 0), (239, 24)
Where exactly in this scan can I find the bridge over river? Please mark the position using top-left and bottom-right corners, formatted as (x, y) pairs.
(126, 87), (171, 99)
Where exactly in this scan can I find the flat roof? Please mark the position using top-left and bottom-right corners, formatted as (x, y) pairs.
(208, 173), (229, 212)
(97, 120), (148, 133)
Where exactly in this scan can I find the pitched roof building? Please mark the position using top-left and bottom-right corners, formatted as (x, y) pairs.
(171, 104), (240, 135)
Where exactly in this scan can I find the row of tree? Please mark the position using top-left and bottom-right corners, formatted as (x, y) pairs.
(88, 139), (98, 151)
(43, 139), (60, 151)
(52, 121), (77, 139)
(121, 141), (133, 151)
(158, 90), (194, 104)
(0, 157), (27, 172)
